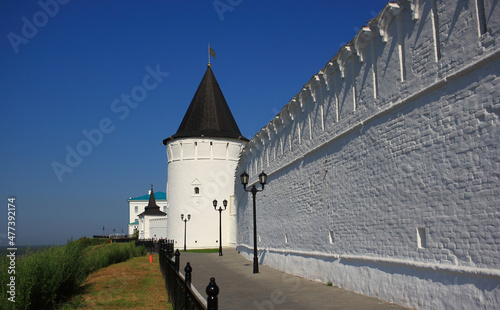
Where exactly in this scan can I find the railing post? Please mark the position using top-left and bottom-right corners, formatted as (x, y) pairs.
(159, 240), (208, 309)
(167, 240), (173, 257)
(159, 243), (163, 270)
(174, 249), (180, 272)
(206, 277), (219, 310)
(184, 262), (192, 286)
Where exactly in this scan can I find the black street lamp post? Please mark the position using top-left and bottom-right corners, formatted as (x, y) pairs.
(213, 199), (228, 256)
(181, 214), (191, 251)
(240, 171), (267, 273)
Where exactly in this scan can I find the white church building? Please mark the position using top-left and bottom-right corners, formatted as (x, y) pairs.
(128, 187), (168, 239)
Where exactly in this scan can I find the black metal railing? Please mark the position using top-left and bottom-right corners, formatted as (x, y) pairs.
(135, 239), (158, 253)
(159, 241), (219, 310)
(110, 238), (135, 243)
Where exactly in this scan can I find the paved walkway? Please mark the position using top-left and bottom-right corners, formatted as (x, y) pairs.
(179, 249), (411, 310)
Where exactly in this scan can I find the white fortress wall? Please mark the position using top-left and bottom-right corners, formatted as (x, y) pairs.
(234, 0), (500, 309)
(149, 218), (168, 239)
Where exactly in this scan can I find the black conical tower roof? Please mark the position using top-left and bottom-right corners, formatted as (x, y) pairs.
(138, 186), (167, 217)
(163, 66), (248, 144)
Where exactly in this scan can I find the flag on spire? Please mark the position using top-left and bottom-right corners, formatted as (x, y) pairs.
(208, 44), (216, 67)
(210, 47), (216, 60)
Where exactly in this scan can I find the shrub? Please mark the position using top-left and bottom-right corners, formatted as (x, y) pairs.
(76, 236), (110, 247)
(84, 241), (145, 273)
(131, 229), (139, 239)
(0, 241), (86, 309)
(0, 239), (145, 309)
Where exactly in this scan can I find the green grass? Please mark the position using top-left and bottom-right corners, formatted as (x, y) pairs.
(62, 255), (171, 309)
(0, 239), (145, 310)
(84, 241), (145, 273)
(0, 240), (87, 309)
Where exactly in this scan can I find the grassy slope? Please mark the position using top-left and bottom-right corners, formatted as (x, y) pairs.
(62, 254), (172, 309)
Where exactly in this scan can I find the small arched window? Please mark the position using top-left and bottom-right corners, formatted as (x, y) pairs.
(194, 187), (200, 195)
(134, 206), (138, 212)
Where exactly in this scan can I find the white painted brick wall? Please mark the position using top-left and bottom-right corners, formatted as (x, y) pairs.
(234, 1), (500, 309)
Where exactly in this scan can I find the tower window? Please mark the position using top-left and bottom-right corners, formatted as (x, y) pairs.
(194, 187), (200, 195)
(476, 0), (487, 36)
(329, 230), (335, 244)
(417, 227), (427, 248)
(134, 206), (138, 213)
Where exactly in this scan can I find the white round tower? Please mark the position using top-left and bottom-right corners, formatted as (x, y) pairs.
(163, 66), (247, 249)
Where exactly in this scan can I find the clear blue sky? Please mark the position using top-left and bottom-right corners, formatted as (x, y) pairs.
(0, 0), (386, 246)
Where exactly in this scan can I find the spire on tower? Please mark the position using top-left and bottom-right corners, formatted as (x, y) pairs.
(163, 65), (248, 144)
(138, 185), (167, 216)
